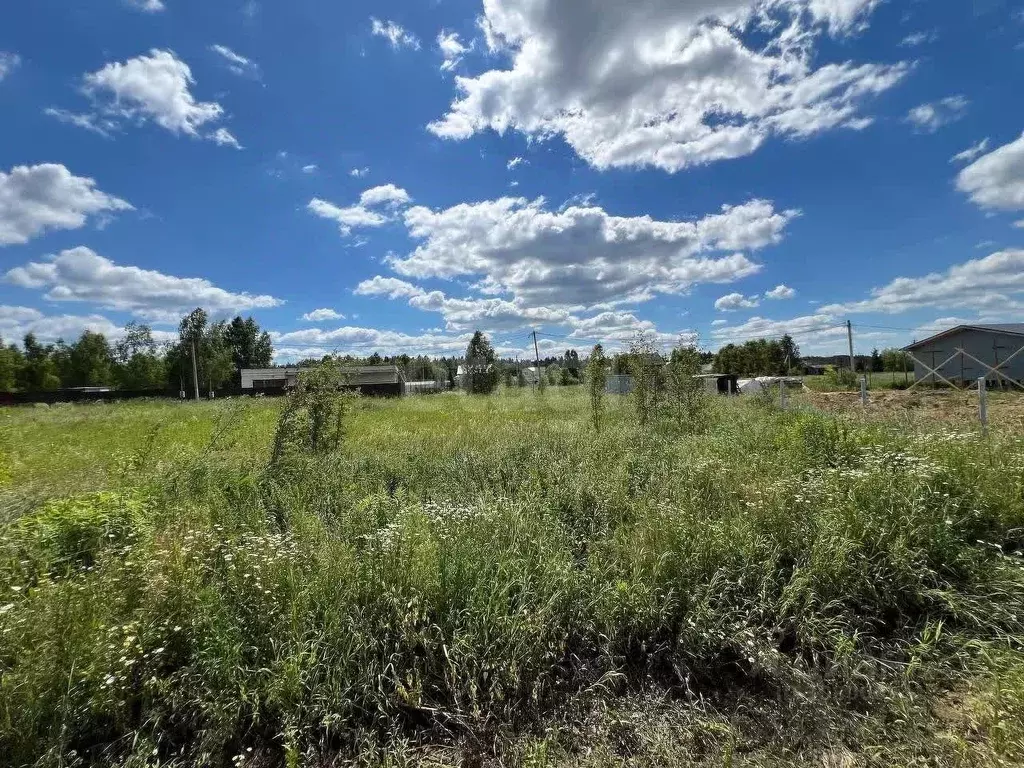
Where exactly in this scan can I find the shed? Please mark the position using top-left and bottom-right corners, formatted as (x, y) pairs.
(240, 365), (405, 397)
(903, 324), (1024, 387)
(693, 373), (739, 395)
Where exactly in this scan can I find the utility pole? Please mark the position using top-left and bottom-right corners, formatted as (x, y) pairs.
(846, 320), (855, 374)
(532, 330), (541, 389)
(190, 338), (200, 401)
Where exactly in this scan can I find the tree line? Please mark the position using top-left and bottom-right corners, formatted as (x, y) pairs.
(0, 308), (273, 393)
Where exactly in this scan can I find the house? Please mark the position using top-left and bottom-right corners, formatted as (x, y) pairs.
(903, 324), (1024, 387)
(240, 365), (405, 397)
(520, 366), (544, 386)
(605, 374), (634, 395)
(693, 373), (739, 395)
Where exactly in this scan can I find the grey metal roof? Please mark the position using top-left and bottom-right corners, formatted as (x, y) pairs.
(903, 323), (1024, 350)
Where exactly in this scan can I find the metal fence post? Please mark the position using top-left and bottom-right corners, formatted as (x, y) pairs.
(860, 375), (868, 406)
(978, 377), (988, 432)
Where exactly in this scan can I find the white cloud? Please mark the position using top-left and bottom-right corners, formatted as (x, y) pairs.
(951, 138), (990, 165)
(62, 50), (232, 144)
(956, 133), (1024, 211)
(0, 163), (133, 246)
(302, 308), (345, 322)
(1014, 220), (1024, 229)
(711, 319), (728, 326)
(904, 95), (969, 133)
(429, 0), (907, 173)
(900, 29), (938, 47)
(715, 292), (760, 311)
(359, 184), (411, 207)
(4, 246), (283, 323)
(765, 283), (796, 300)
(711, 312), (844, 347)
(354, 276), (426, 299)
(438, 31), (471, 71)
(371, 18), (421, 50)
(0, 305), (122, 345)
(210, 128), (242, 149)
(125, 0), (165, 12)
(302, 164), (318, 174)
(387, 196), (794, 309)
(307, 198), (386, 237)
(567, 310), (687, 346)
(272, 327), (471, 358)
(308, 184), (411, 237)
(44, 107), (118, 137)
(820, 249), (1024, 315)
(210, 44), (261, 79)
(350, 167), (370, 178)
(507, 157), (525, 171)
(0, 52), (20, 81)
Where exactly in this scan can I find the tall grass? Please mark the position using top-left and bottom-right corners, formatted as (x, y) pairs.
(1, 390), (1024, 766)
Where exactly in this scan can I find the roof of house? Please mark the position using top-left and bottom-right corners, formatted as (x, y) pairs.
(903, 324), (1024, 351)
(242, 365), (404, 385)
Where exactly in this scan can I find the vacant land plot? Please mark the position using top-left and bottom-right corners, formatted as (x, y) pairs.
(2, 390), (1024, 766)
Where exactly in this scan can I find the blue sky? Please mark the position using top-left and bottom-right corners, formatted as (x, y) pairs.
(1, 0), (1023, 361)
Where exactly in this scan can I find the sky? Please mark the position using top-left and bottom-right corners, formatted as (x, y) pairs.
(1, 0), (1023, 362)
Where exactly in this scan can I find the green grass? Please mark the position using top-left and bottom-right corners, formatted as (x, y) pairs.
(2, 389), (1024, 766)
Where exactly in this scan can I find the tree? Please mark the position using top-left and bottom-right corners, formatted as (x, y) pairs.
(0, 338), (24, 391)
(665, 341), (707, 432)
(115, 322), (167, 390)
(586, 344), (608, 432)
(224, 316), (274, 382)
(66, 331), (114, 387)
(780, 334), (801, 373)
(463, 330), (499, 394)
(870, 348), (883, 373)
(18, 333), (60, 391)
(629, 332), (662, 427)
(202, 321), (238, 393)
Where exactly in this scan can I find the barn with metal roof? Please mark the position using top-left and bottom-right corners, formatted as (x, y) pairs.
(903, 324), (1024, 388)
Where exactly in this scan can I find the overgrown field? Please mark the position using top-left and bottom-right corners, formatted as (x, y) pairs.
(2, 390), (1024, 766)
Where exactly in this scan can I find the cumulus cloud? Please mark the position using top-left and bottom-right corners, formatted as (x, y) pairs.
(359, 184), (411, 207)
(125, 0), (165, 11)
(0, 305), (124, 345)
(765, 284), (796, 299)
(429, 0), (907, 172)
(438, 31), (470, 71)
(386, 196), (794, 309)
(51, 50), (234, 145)
(371, 18), (421, 50)
(507, 157), (525, 170)
(272, 327), (471, 359)
(0, 163), (132, 246)
(820, 249), (1024, 315)
(308, 183), (412, 237)
(715, 292), (760, 311)
(302, 164), (318, 174)
(350, 167), (370, 178)
(0, 52), (20, 81)
(951, 138), (990, 165)
(4, 246), (283, 323)
(711, 312), (844, 347)
(905, 95), (969, 133)
(307, 199), (386, 237)
(354, 276), (426, 299)
(210, 44), (261, 79)
(956, 133), (1024, 211)
(301, 308), (345, 322)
